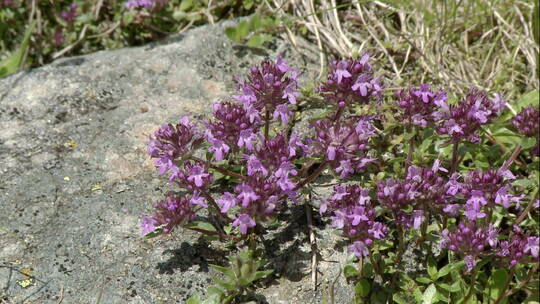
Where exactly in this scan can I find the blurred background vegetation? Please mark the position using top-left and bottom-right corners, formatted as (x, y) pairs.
(0, 0), (538, 100)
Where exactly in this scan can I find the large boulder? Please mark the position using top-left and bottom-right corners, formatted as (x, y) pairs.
(0, 20), (353, 303)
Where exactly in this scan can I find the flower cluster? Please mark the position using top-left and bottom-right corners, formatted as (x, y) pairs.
(217, 134), (304, 234)
(395, 84), (448, 127)
(319, 54), (382, 108)
(140, 193), (198, 235)
(205, 101), (261, 160)
(235, 57), (300, 125)
(60, 3), (78, 24)
(440, 221), (499, 271)
(376, 161), (452, 229)
(309, 116), (376, 178)
(125, 0), (168, 10)
(444, 168), (522, 221)
(436, 90), (506, 143)
(146, 116), (204, 181)
(512, 105), (540, 137)
(512, 105), (539, 156)
(497, 227), (540, 267)
(322, 185), (388, 258)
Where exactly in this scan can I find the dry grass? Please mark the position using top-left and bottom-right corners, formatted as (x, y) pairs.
(266, 0), (538, 100)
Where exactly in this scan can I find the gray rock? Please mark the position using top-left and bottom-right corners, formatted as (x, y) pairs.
(0, 20), (353, 304)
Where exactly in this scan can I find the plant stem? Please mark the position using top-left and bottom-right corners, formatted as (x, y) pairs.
(183, 226), (243, 241)
(505, 262), (539, 298)
(190, 156), (246, 180)
(295, 161), (329, 190)
(200, 190), (233, 223)
(406, 128), (415, 170)
(461, 267), (479, 304)
(500, 144), (522, 171)
(358, 255), (364, 281)
(514, 189), (539, 226)
(264, 109), (270, 139)
(305, 195), (319, 290)
(389, 225), (406, 291)
(450, 139), (460, 174)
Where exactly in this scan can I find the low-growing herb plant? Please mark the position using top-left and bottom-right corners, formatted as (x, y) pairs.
(141, 55), (539, 303)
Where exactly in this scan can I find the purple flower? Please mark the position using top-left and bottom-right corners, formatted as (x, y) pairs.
(233, 214), (256, 234)
(125, 0), (167, 10)
(147, 116), (203, 181)
(187, 165), (211, 187)
(334, 61), (352, 84)
(525, 237), (539, 259)
(310, 116), (376, 178)
(512, 105), (539, 156)
(190, 192), (207, 208)
(60, 3), (78, 24)
(512, 105), (539, 137)
(497, 229), (540, 266)
(140, 216), (157, 235)
(273, 104), (293, 124)
(323, 185), (387, 256)
(235, 57), (300, 114)
(207, 101), (261, 154)
(396, 84), (447, 127)
(436, 90), (506, 143)
(217, 192), (237, 213)
(440, 221), (498, 271)
(319, 55), (382, 108)
(245, 155), (268, 176)
(205, 132), (230, 161)
(140, 193), (197, 235)
(348, 240), (370, 258)
(236, 183), (260, 207)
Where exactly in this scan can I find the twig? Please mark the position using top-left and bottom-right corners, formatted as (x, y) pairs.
(56, 286), (64, 304)
(52, 24), (89, 59)
(305, 193), (318, 290)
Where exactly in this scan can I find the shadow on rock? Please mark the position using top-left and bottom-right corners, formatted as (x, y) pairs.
(261, 204), (315, 283)
(156, 236), (228, 274)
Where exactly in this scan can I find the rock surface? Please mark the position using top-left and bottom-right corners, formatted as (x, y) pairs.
(0, 20), (354, 303)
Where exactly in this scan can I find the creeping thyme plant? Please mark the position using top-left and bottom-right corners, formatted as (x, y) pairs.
(141, 56), (539, 303)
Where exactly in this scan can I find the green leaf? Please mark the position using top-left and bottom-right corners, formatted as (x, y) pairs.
(210, 264), (236, 279)
(213, 278), (237, 291)
(224, 27), (238, 43)
(223, 224), (233, 235)
(486, 268), (509, 302)
(238, 276), (251, 288)
(437, 261), (465, 279)
(236, 21), (250, 40)
(143, 227), (163, 239)
(253, 270), (273, 281)
(76, 13), (94, 24)
(249, 14), (262, 30)
(416, 277), (433, 284)
(355, 279), (371, 297)
(422, 283), (437, 304)
(516, 90), (540, 110)
(520, 137), (538, 150)
(343, 265), (359, 278)
(427, 257), (438, 280)
(206, 286), (225, 297)
(393, 292), (416, 304)
(0, 20), (35, 78)
(246, 34), (273, 47)
(179, 0), (193, 11)
(184, 221), (217, 232)
(186, 293), (202, 304)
